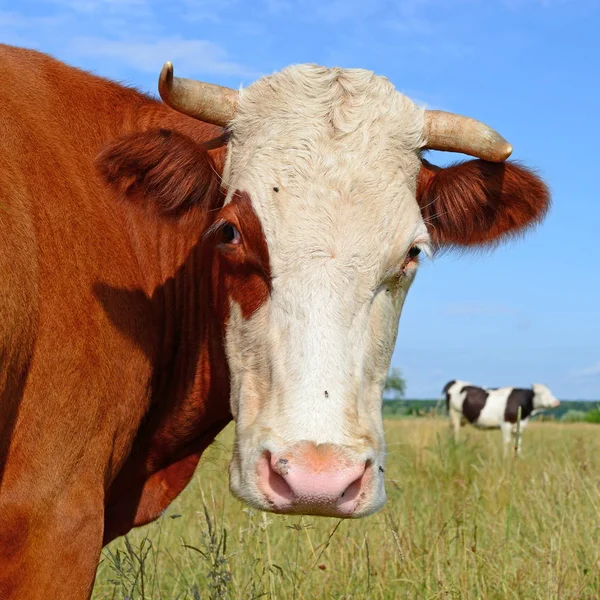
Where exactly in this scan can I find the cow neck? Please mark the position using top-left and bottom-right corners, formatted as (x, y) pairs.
(102, 203), (234, 542)
(122, 105), (232, 475)
(521, 390), (535, 420)
(144, 213), (230, 471)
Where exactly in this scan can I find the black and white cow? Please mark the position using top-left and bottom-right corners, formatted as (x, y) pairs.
(442, 380), (560, 454)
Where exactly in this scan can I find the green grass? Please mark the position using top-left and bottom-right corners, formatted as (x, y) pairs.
(93, 420), (600, 599)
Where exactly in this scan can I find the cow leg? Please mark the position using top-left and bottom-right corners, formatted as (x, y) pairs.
(514, 420), (527, 457)
(449, 408), (462, 443)
(500, 422), (513, 457)
(515, 434), (523, 456)
(0, 483), (104, 600)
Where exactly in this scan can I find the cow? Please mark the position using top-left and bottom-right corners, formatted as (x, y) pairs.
(443, 380), (560, 453)
(0, 43), (550, 598)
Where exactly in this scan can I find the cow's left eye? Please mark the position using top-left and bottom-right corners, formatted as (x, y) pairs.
(221, 223), (241, 245)
(408, 246), (421, 259)
(402, 245), (421, 268)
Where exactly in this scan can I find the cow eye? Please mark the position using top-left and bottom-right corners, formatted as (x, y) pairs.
(221, 223), (241, 245)
(401, 245), (421, 269)
(408, 246), (421, 259)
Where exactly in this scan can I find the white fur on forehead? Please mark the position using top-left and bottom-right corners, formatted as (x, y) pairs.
(232, 64), (423, 138)
(226, 64), (425, 172)
(222, 64), (428, 281)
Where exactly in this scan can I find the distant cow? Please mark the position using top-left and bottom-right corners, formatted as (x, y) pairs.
(443, 380), (560, 453)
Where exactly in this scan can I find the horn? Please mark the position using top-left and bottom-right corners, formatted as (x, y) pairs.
(423, 110), (513, 162)
(158, 62), (238, 126)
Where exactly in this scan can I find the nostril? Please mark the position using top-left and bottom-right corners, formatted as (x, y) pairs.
(337, 463), (369, 506)
(339, 475), (362, 501)
(258, 451), (295, 504)
(267, 464), (294, 500)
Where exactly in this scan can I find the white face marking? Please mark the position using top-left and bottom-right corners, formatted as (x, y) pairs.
(220, 65), (430, 515)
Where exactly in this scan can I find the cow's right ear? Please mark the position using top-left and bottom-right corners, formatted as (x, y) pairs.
(97, 128), (221, 216)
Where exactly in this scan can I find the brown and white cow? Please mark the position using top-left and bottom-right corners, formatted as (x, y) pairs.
(0, 43), (549, 598)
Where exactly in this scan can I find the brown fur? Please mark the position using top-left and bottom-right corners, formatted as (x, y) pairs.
(98, 128), (222, 216)
(0, 44), (271, 599)
(417, 158), (550, 248)
(208, 191), (272, 321)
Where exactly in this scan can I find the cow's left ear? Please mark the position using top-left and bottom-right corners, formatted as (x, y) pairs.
(417, 159), (550, 248)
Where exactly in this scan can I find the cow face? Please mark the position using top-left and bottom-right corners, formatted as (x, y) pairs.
(216, 66), (550, 517)
(100, 64), (550, 518)
(532, 384), (560, 409)
(217, 67), (427, 517)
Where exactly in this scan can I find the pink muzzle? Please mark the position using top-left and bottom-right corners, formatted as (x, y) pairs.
(256, 441), (372, 517)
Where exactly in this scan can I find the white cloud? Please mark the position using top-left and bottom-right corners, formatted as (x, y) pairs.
(503, 0), (584, 8)
(0, 9), (70, 28)
(385, 16), (436, 36)
(43, 0), (152, 16)
(572, 362), (600, 377)
(70, 36), (260, 79)
(178, 0), (239, 22)
(443, 302), (531, 331)
(0, 1), (260, 82)
(265, 0), (293, 13)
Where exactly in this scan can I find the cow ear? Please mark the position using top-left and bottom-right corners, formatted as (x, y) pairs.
(97, 128), (221, 216)
(417, 158), (550, 248)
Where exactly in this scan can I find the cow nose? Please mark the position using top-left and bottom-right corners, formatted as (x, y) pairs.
(256, 442), (370, 517)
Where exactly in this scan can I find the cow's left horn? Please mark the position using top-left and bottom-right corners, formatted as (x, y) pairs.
(423, 110), (513, 162)
(158, 62), (238, 126)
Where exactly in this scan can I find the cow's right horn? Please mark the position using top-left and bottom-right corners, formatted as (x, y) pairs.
(158, 62), (238, 127)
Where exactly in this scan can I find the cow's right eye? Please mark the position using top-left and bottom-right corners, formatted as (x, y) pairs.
(221, 223), (241, 245)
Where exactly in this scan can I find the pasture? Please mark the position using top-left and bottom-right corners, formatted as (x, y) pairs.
(93, 419), (600, 599)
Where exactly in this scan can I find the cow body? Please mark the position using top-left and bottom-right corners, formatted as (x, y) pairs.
(0, 44), (550, 599)
(443, 380), (560, 452)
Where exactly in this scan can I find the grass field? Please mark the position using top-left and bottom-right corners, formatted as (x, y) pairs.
(92, 419), (600, 599)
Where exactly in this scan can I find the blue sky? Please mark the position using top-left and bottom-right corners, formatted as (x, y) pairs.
(2, 0), (598, 399)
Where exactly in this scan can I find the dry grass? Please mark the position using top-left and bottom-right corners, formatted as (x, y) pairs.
(92, 419), (600, 599)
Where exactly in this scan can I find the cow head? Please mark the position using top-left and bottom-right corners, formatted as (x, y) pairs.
(99, 63), (549, 518)
(532, 384), (560, 409)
